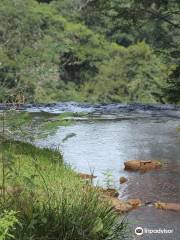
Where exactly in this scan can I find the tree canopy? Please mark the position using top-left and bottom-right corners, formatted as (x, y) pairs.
(0, 0), (179, 103)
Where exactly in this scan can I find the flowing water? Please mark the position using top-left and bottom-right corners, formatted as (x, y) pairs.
(1, 102), (180, 239)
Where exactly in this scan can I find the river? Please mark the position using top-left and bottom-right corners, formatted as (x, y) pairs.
(1, 102), (180, 239)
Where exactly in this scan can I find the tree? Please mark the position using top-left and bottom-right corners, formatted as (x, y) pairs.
(78, 0), (180, 103)
(0, 0), (178, 103)
(82, 42), (169, 103)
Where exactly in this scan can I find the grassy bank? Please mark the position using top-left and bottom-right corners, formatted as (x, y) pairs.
(0, 140), (127, 240)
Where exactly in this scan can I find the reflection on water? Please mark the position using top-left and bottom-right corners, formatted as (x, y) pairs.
(36, 115), (180, 240)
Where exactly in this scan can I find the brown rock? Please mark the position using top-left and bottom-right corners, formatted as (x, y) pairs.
(95, 187), (119, 198)
(78, 173), (97, 180)
(97, 188), (141, 213)
(127, 199), (142, 208)
(155, 201), (180, 211)
(124, 160), (162, 171)
(104, 196), (133, 213)
(102, 188), (119, 198)
(119, 176), (128, 184)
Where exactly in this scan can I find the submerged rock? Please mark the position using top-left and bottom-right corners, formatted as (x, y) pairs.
(155, 202), (180, 211)
(105, 196), (133, 213)
(119, 176), (128, 184)
(78, 173), (97, 180)
(102, 188), (119, 198)
(124, 160), (162, 171)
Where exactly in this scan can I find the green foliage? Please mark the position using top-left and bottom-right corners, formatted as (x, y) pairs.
(0, 211), (18, 240)
(102, 170), (115, 189)
(82, 42), (170, 103)
(78, 0), (180, 103)
(0, 0), (109, 102)
(0, 140), (128, 240)
(0, 0), (179, 103)
(176, 126), (180, 132)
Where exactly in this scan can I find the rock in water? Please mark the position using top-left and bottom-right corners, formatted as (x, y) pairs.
(98, 189), (141, 213)
(127, 199), (142, 208)
(102, 188), (119, 198)
(155, 202), (180, 211)
(105, 197), (142, 213)
(119, 176), (128, 184)
(78, 173), (97, 180)
(105, 196), (133, 213)
(124, 160), (162, 171)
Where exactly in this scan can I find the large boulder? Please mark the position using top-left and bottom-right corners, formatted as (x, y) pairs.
(124, 160), (162, 171)
(155, 202), (180, 211)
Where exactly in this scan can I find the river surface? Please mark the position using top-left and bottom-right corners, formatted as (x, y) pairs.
(1, 102), (180, 240)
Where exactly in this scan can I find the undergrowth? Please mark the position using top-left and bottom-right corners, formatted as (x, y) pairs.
(0, 140), (128, 240)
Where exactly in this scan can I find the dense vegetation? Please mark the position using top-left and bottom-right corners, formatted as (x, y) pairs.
(0, 0), (179, 103)
(0, 138), (127, 240)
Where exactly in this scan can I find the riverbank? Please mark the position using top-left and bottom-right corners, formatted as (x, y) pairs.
(32, 107), (180, 240)
(1, 104), (180, 239)
(0, 139), (128, 240)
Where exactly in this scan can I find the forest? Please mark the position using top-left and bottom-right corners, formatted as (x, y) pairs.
(0, 1), (180, 240)
(0, 0), (179, 104)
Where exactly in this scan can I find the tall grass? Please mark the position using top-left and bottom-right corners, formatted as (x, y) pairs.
(0, 140), (128, 240)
